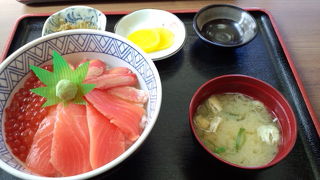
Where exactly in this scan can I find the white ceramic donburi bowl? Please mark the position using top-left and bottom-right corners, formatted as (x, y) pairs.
(0, 29), (162, 180)
(114, 9), (186, 61)
(42, 6), (107, 36)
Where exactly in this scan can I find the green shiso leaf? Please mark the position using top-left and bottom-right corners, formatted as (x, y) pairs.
(42, 97), (61, 107)
(52, 51), (73, 80)
(72, 95), (87, 105)
(79, 84), (96, 95)
(29, 65), (54, 86)
(30, 50), (95, 107)
(73, 61), (90, 82)
(30, 87), (55, 98)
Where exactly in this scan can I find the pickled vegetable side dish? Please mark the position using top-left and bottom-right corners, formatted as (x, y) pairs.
(127, 27), (174, 53)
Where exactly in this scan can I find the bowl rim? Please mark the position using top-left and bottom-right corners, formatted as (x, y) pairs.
(193, 4), (258, 48)
(188, 74), (297, 169)
(41, 5), (107, 37)
(0, 29), (162, 179)
(114, 8), (187, 61)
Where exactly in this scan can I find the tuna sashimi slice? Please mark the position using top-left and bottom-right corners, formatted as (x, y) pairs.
(107, 86), (148, 104)
(85, 89), (145, 141)
(87, 104), (125, 169)
(84, 73), (137, 90)
(26, 106), (58, 177)
(82, 59), (107, 80)
(106, 67), (132, 74)
(51, 103), (92, 176)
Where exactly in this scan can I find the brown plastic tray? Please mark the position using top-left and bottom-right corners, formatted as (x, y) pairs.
(1, 9), (319, 179)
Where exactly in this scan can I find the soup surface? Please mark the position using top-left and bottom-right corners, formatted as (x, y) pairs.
(193, 93), (280, 167)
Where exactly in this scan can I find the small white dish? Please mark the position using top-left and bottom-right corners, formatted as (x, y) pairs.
(42, 6), (107, 36)
(114, 9), (186, 61)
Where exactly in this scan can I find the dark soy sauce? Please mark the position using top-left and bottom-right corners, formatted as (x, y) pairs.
(200, 19), (243, 45)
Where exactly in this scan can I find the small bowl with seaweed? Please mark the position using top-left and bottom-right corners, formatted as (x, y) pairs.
(42, 6), (107, 36)
(189, 74), (297, 169)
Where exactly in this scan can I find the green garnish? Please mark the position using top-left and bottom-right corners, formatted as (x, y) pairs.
(55, 79), (78, 101)
(214, 147), (226, 154)
(235, 128), (246, 152)
(30, 50), (95, 107)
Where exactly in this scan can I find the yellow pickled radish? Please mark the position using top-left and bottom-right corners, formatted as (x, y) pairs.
(127, 27), (175, 53)
(127, 29), (160, 53)
(155, 28), (175, 50)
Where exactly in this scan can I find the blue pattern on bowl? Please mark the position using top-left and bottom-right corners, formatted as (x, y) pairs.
(0, 30), (161, 179)
(42, 6), (107, 36)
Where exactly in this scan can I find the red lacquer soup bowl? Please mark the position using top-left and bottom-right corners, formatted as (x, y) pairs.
(189, 74), (297, 169)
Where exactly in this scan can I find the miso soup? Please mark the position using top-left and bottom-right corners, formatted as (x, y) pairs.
(193, 93), (280, 167)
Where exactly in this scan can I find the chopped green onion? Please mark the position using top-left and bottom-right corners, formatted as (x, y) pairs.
(227, 112), (239, 116)
(214, 147), (226, 154)
(235, 128), (246, 152)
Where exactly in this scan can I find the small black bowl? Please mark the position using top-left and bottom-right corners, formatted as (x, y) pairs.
(193, 4), (258, 48)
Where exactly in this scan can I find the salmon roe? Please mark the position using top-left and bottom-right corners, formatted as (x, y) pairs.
(5, 65), (52, 162)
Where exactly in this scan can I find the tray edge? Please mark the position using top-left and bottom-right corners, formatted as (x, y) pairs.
(248, 8), (320, 137)
(0, 13), (49, 62)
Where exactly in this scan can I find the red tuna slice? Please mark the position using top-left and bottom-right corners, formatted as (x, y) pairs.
(51, 103), (92, 176)
(82, 59), (107, 80)
(84, 73), (137, 90)
(107, 86), (149, 104)
(106, 67), (132, 74)
(85, 89), (145, 141)
(87, 104), (125, 169)
(26, 106), (59, 177)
